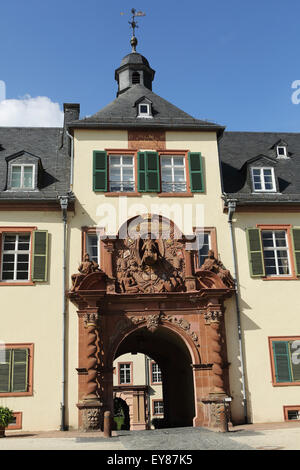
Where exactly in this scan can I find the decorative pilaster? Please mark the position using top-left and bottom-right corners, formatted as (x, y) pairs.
(84, 310), (100, 400)
(205, 310), (226, 394)
(184, 248), (196, 291)
(77, 308), (103, 431)
(103, 240), (116, 293)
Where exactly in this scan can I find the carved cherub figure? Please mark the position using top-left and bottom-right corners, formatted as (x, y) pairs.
(71, 253), (99, 291)
(200, 250), (234, 287)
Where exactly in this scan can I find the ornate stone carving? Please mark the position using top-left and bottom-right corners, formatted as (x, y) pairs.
(83, 408), (101, 430)
(204, 310), (223, 324)
(199, 250), (235, 288)
(128, 314), (200, 347)
(114, 234), (185, 294)
(71, 253), (100, 292)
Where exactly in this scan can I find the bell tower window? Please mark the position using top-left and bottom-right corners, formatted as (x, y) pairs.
(132, 72), (140, 84)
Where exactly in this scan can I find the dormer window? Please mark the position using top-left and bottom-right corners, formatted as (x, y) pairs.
(11, 164), (35, 189)
(276, 145), (287, 158)
(6, 151), (42, 191)
(251, 167), (276, 192)
(138, 103), (151, 118)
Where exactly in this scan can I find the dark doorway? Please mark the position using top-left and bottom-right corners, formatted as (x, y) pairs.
(113, 397), (130, 430)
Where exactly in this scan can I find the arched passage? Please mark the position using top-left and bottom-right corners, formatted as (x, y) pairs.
(114, 325), (196, 428)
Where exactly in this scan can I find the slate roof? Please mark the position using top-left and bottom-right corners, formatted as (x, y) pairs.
(68, 84), (224, 134)
(219, 131), (300, 205)
(0, 127), (71, 202)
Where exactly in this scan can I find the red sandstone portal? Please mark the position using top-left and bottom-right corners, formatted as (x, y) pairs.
(68, 215), (234, 432)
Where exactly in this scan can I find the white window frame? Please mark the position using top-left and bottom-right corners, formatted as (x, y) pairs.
(261, 230), (291, 277)
(119, 363), (131, 384)
(153, 400), (164, 415)
(251, 167), (276, 192)
(161, 155), (187, 193)
(137, 103), (152, 118)
(86, 233), (100, 265)
(11, 164), (35, 190)
(109, 155), (135, 192)
(276, 146), (287, 158)
(1, 233), (31, 282)
(151, 362), (162, 383)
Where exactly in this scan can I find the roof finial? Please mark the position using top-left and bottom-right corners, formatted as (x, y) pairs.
(121, 8), (146, 53)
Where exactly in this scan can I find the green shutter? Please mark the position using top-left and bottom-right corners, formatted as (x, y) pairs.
(273, 341), (292, 383)
(11, 349), (28, 393)
(0, 349), (11, 392)
(188, 152), (204, 192)
(289, 340), (300, 382)
(93, 151), (107, 192)
(292, 228), (300, 276)
(137, 152), (146, 192)
(32, 230), (48, 282)
(246, 228), (265, 277)
(137, 151), (160, 192)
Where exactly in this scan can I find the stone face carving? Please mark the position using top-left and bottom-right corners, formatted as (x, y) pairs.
(83, 408), (101, 430)
(114, 235), (185, 294)
(71, 253), (100, 291)
(200, 250), (235, 288)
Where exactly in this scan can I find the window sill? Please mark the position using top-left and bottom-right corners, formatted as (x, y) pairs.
(105, 192), (141, 197)
(0, 281), (35, 286)
(0, 391), (33, 397)
(262, 276), (298, 281)
(272, 382), (300, 387)
(158, 192), (193, 197)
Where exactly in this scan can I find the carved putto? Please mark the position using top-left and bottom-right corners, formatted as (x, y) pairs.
(71, 253), (100, 291)
(199, 250), (235, 288)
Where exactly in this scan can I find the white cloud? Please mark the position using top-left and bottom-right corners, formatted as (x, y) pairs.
(0, 95), (64, 127)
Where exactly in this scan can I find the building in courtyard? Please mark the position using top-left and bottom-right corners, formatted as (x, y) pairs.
(0, 33), (300, 433)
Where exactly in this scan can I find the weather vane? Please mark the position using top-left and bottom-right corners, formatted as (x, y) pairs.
(121, 8), (146, 52)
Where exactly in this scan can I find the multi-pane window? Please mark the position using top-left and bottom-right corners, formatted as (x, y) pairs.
(271, 339), (300, 384)
(0, 348), (29, 393)
(161, 155), (187, 193)
(1, 234), (31, 281)
(151, 362), (162, 383)
(119, 363), (131, 384)
(86, 234), (99, 264)
(251, 167), (276, 192)
(261, 230), (290, 276)
(153, 400), (164, 415)
(11, 165), (34, 189)
(197, 232), (211, 267)
(109, 155), (135, 192)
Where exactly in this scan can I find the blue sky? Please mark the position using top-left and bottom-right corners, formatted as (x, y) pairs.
(0, 0), (300, 131)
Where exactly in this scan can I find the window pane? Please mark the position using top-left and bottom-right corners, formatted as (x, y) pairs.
(23, 167), (33, 188)
(11, 167), (21, 187)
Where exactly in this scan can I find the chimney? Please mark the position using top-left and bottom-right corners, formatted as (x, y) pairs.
(63, 103), (80, 127)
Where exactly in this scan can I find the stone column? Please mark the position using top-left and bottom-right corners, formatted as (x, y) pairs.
(77, 308), (103, 431)
(204, 308), (230, 432)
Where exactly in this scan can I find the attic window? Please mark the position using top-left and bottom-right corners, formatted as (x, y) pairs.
(276, 145), (287, 158)
(132, 72), (140, 85)
(138, 103), (152, 118)
(11, 164), (35, 189)
(251, 167), (276, 192)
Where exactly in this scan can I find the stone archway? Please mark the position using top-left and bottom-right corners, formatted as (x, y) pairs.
(68, 214), (235, 432)
(114, 325), (196, 428)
